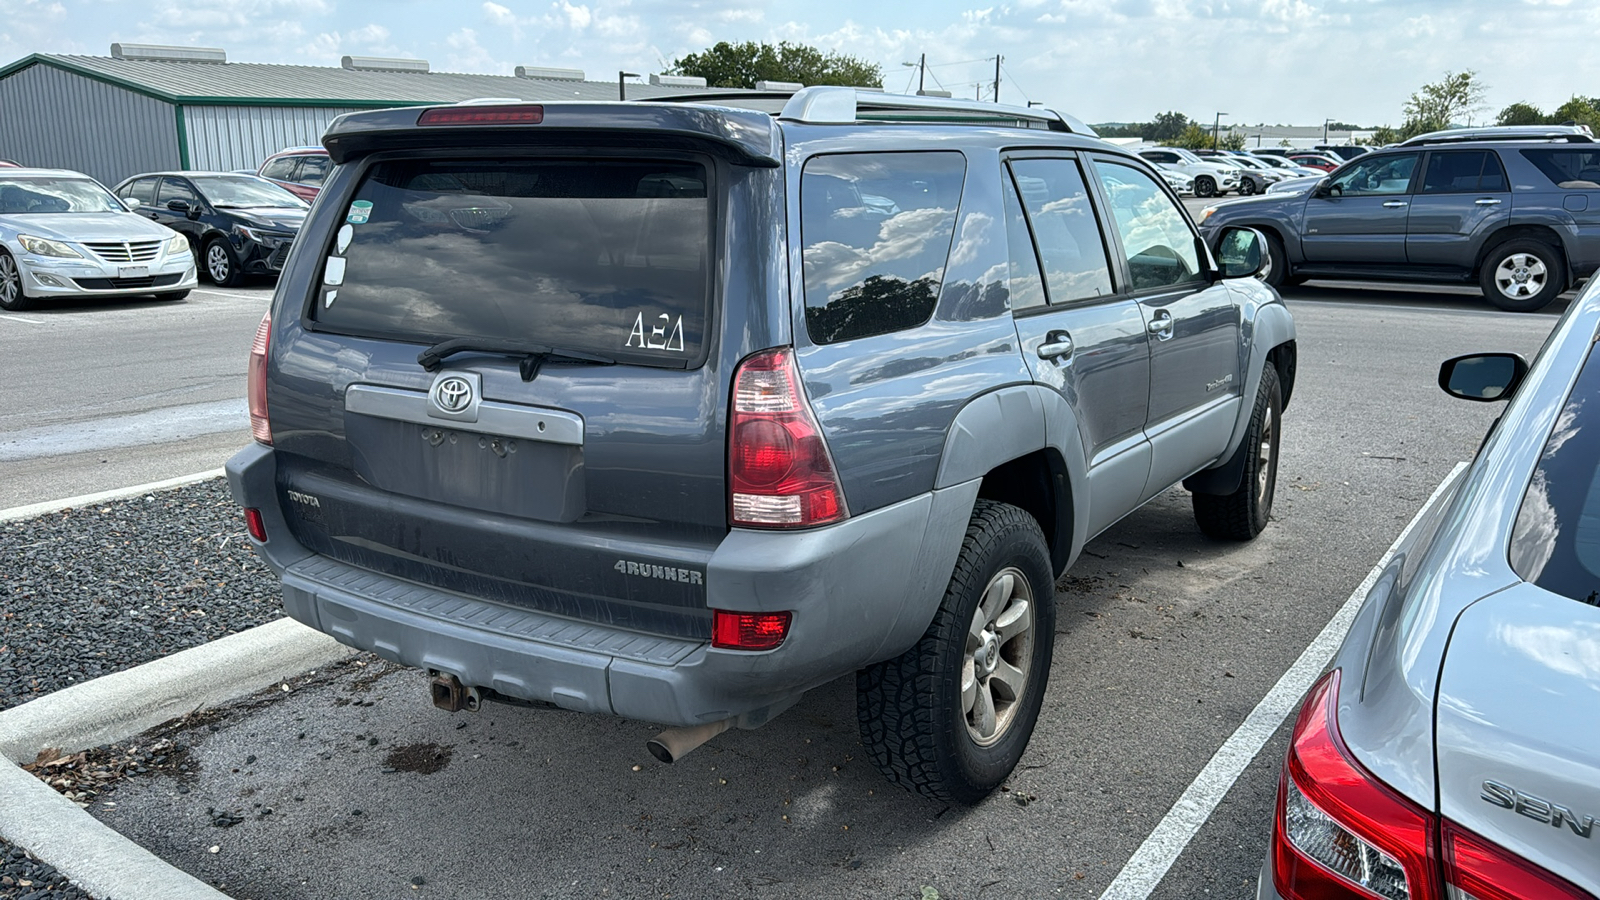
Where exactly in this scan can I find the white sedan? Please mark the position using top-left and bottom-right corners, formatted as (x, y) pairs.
(0, 168), (197, 311)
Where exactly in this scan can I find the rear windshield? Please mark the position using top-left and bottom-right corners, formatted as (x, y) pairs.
(314, 157), (711, 367)
(1520, 149), (1600, 189)
(1510, 341), (1600, 605)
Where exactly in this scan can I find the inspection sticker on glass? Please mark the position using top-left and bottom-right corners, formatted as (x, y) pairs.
(346, 200), (373, 224)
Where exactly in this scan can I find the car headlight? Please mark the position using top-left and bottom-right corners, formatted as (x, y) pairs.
(17, 234), (82, 258)
(234, 224), (267, 243)
(165, 233), (190, 256)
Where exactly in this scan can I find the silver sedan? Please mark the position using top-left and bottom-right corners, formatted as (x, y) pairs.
(0, 168), (197, 311)
(1259, 282), (1600, 898)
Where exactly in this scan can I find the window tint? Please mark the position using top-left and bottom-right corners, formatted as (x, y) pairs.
(801, 151), (964, 344)
(1421, 151), (1507, 193)
(1093, 161), (1203, 291)
(157, 177), (198, 206)
(121, 178), (158, 204)
(316, 157), (711, 367)
(1008, 159), (1114, 304)
(259, 158), (296, 181)
(297, 156), (330, 186)
(1511, 344), (1600, 603)
(1521, 149), (1600, 189)
(1002, 172), (1046, 312)
(1326, 152), (1418, 196)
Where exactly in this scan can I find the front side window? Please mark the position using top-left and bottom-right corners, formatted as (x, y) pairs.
(1421, 151), (1508, 194)
(0, 177), (124, 214)
(260, 158), (296, 181)
(315, 157), (712, 367)
(1008, 159), (1114, 304)
(1093, 161), (1203, 291)
(158, 177), (198, 206)
(1326, 152), (1419, 196)
(1521, 149), (1600, 189)
(800, 151), (965, 344)
(120, 178), (158, 204)
(1511, 343), (1600, 604)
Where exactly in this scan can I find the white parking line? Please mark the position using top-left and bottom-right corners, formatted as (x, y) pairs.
(0, 468), (225, 523)
(188, 287), (270, 299)
(1097, 460), (1469, 900)
(0, 313), (46, 325)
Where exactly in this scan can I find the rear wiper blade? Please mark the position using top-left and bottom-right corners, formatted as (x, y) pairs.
(417, 338), (615, 382)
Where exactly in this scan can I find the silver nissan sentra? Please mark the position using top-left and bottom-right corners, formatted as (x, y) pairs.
(1261, 285), (1600, 899)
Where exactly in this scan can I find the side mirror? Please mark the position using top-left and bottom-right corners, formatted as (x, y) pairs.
(121, 197), (140, 211)
(1215, 226), (1265, 279)
(1439, 353), (1529, 402)
(166, 199), (191, 213)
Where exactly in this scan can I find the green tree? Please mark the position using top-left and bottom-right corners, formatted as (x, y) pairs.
(1171, 123), (1214, 150)
(666, 40), (882, 89)
(1496, 102), (1547, 126)
(1363, 125), (1399, 146)
(1550, 96), (1600, 132)
(1218, 132), (1247, 151)
(1149, 110), (1191, 142)
(1400, 70), (1488, 138)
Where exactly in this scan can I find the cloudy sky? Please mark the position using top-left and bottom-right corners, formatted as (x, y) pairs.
(2, 0), (1595, 127)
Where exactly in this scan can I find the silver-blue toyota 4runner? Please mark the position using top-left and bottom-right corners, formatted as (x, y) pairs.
(228, 88), (1297, 802)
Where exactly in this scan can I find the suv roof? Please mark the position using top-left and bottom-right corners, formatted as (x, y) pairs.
(607, 87), (1095, 135)
(1399, 124), (1595, 147)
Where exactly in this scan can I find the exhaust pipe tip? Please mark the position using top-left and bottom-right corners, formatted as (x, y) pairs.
(646, 739), (676, 764)
(645, 719), (732, 765)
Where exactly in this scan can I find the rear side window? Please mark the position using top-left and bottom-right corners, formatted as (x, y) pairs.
(1008, 159), (1114, 304)
(1521, 149), (1600, 189)
(1421, 151), (1507, 193)
(800, 152), (965, 344)
(314, 157), (712, 367)
(1510, 342), (1600, 603)
(297, 156), (330, 187)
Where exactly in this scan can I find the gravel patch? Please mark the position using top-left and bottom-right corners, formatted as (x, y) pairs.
(0, 840), (88, 898)
(1, 479), (282, 712)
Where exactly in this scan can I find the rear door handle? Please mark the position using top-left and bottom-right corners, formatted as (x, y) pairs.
(1382, 201), (1408, 208)
(1475, 198), (1503, 206)
(1037, 331), (1074, 361)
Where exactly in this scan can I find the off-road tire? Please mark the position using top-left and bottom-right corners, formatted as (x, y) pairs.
(0, 249), (34, 311)
(1256, 231), (1289, 289)
(1478, 238), (1565, 313)
(1195, 176), (1217, 198)
(857, 500), (1055, 804)
(205, 237), (242, 287)
(1193, 363), (1282, 541)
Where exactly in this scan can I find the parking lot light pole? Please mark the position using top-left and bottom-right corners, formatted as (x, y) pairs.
(1323, 117), (1333, 144)
(619, 71), (638, 101)
(1212, 112), (1228, 149)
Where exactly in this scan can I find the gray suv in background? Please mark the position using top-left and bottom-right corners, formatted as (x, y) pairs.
(1199, 126), (1600, 311)
(227, 88), (1296, 802)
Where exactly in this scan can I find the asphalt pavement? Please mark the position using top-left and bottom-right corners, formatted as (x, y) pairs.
(31, 288), (1560, 899)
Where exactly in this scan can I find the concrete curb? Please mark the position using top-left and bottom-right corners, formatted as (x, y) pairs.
(0, 617), (356, 899)
(0, 468), (225, 523)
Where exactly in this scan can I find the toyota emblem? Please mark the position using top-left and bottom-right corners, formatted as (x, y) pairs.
(433, 376), (473, 413)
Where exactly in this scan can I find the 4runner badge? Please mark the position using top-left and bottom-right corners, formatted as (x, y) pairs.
(614, 559), (704, 585)
(626, 312), (686, 352)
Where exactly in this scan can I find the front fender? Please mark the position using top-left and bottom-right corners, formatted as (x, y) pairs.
(1186, 286), (1295, 496)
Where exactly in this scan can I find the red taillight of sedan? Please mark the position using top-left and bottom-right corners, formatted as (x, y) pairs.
(1272, 670), (1589, 900)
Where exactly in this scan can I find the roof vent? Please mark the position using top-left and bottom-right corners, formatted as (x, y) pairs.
(916, 89), (953, 98)
(110, 43), (226, 63)
(650, 74), (708, 88)
(754, 80), (803, 93)
(341, 56), (429, 74)
(516, 66), (585, 81)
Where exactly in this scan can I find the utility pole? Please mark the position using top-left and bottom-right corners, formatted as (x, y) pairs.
(1323, 117), (1333, 144)
(619, 71), (638, 101)
(994, 54), (1001, 104)
(1213, 112), (1228, 149)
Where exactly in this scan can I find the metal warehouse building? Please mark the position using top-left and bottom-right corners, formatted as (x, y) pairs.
(0, 44), (707, 186)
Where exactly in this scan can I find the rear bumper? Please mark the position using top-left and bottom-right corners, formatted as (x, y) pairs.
(1256, 858), (1284, 900)
(226, 442), (976, 728)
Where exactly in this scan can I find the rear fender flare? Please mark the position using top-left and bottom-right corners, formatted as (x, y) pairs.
(1187, 294), (1295, 495)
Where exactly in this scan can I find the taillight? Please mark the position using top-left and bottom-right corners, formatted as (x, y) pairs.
(417, 106), (543, 126)
(1442, 820), (1591, 900)
(711, 610), (791, 651)
(728, 348), (847, 528)
(1273, 670), (1441, 900)
(243, 508), (266, 542)
(248, 313), (271, 445)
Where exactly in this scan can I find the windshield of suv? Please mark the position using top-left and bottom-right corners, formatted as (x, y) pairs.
(0, 176), (124, 214)
(190, 175), (307, 209)
(1172, 149), (1204, 165)
(1510, 341), (1600, 605)
(315, 157), (711, 367)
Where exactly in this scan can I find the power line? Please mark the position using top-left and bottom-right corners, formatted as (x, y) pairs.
(999, 61), (1032, 105)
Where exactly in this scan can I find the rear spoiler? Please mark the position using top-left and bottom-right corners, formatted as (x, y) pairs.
(322, 102), (783, 168)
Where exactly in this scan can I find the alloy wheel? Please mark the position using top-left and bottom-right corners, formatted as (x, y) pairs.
(0, 254), (19, 306)
(962, 567), (1035, 747)
(207, 243), (231, 284)
(1493, 253), (1548, 300)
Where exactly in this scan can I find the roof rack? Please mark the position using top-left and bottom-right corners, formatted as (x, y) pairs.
(1399, 124), (1594, 146)
(654, 86), (1094, 136)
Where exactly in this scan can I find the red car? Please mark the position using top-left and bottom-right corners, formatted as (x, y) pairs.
(1286, 153), (1343, 172)
(0, 159), (20, 168)
(256, 147), (330, 202)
